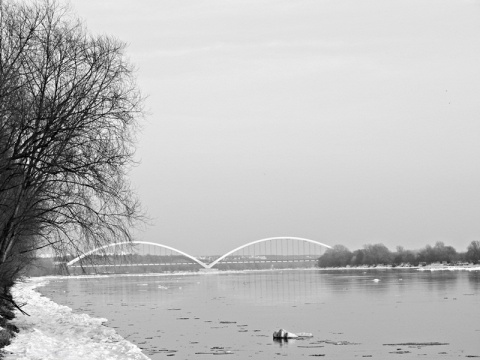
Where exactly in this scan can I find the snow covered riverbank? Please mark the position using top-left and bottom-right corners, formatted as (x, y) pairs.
(2, 278), (150, 360)
(317, 264), (480, 271)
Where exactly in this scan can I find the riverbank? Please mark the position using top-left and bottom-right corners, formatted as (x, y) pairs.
(1, 278), (149, 360)
(417, 263), (480, 271)
(318, 264), (480, 271)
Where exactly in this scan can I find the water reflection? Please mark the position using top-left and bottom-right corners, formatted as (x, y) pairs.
(44, 268), (477, 309)
(52, 271), (332, 307)
(467, 271), (480, 291)
(226, 271), (326, 305)
(272, 337), (295, 347)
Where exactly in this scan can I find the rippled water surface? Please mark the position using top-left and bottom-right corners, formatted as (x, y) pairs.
(38, 269), (480, 359)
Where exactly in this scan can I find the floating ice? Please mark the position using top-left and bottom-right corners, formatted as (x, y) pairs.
(273, 328), (298, 339)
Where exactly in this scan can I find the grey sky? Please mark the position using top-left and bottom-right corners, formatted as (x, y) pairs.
(70, 0), (480, 255)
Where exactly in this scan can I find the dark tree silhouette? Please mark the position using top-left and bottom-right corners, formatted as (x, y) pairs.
(0, 0), (143, 285)
(466, 241), (480, 263)
(362, 243), (392, 265)
(417, 242), (457, 264)
(318, 245), (352, 267)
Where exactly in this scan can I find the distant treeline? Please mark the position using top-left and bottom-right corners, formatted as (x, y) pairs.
(318, 241), (480, 268)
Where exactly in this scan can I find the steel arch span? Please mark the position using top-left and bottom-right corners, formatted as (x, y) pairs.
(65, 237), (332, 270)
(205, 236), (332, 269)
(66, 241), (209, 268)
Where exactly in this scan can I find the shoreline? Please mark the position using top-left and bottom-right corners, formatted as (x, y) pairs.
(2, 278), (150, 360)
(317, 264), (480, 271)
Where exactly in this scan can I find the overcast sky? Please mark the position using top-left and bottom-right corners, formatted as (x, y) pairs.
(70, 0), (480, 256)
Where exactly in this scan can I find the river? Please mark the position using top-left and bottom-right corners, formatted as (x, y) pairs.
(37, 269), (480, 359)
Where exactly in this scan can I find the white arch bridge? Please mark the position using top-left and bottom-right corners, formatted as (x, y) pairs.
(66, 237), (332, 274)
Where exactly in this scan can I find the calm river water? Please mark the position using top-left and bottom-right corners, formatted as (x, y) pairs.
(38, 269), (480, 359)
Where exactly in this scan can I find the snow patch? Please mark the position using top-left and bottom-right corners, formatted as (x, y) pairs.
(418, 265), (480, 272)
(3, 278), (150, 360)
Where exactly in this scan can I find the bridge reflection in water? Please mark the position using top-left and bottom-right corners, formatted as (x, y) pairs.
(65, 237), (331, 275)
(59, 269), (330, 307)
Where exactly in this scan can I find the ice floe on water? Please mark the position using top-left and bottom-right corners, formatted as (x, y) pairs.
(3, 278), (149, 360)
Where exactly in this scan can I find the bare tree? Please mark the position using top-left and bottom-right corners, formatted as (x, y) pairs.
(466, 240), (480, 264)
(0, 0), (143, 281)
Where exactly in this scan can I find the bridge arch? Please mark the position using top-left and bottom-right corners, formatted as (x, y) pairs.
(66, 241), (209, 268)
(206, 236), (332, 269)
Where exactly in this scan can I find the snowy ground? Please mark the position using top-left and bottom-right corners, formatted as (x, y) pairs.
(417, 264), (480, 271)
(2, 278), (150, 360)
